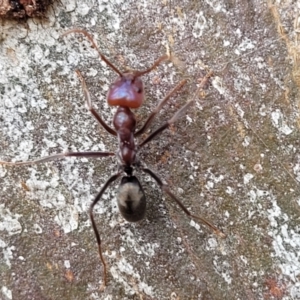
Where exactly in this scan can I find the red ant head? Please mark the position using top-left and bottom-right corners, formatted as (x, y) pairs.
(62, 29), (168, 109)
(107, 73), (144, 109)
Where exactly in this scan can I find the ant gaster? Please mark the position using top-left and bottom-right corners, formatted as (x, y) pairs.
(1, 29), (225, 288)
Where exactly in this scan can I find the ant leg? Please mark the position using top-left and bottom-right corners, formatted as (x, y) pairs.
(89, 172), (122, 288)
(0, 151), (115, 166)
(75, 70), (117, 136)
(138, 100), (193, 148)
(142, 167), (225, 238)
(135, 79), (187, 137)
(139, 71), (213, 148)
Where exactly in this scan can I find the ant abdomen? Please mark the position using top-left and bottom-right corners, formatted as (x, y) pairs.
(117, 176), (146, 222)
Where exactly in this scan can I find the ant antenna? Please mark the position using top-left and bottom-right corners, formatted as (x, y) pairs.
(133, 55), (169, 77)
(62, 28), (124, 77)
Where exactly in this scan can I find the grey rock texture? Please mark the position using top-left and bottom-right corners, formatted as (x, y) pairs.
(0, 1), (299, 299)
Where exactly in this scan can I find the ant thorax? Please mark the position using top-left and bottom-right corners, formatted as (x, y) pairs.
(115, 143), (138, 168)
(113, 107), (137, 166)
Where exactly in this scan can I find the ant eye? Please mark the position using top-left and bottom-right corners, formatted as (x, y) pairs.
(133, 85), (142, 94)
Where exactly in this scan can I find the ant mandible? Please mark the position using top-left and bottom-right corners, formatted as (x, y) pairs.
(1, 29), (225, 288)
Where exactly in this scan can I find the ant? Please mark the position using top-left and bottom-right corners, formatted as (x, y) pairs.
(0, 29), (225, 288)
